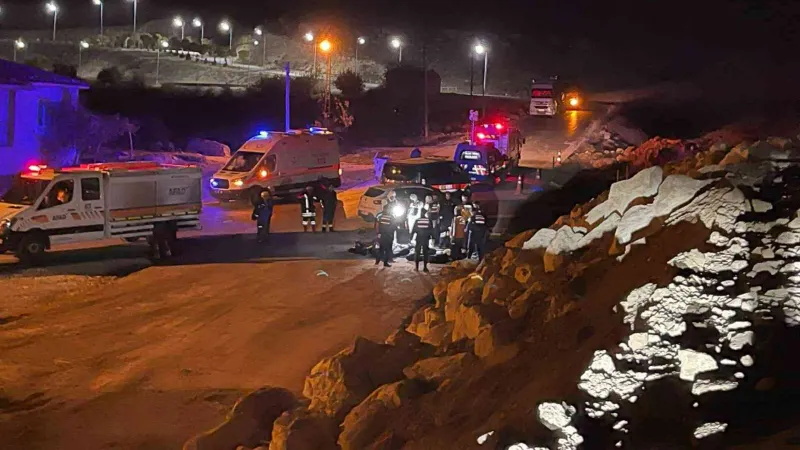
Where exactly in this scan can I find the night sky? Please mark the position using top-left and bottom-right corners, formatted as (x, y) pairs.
(2, 0), (798, 92)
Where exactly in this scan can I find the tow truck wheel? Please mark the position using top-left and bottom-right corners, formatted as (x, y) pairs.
(17, 233), (47, 265)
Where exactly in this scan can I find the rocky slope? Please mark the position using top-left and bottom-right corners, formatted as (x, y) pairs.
(185, 134), (800, 450)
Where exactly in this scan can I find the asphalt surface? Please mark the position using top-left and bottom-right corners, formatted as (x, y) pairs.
(517, 106), (606, 168)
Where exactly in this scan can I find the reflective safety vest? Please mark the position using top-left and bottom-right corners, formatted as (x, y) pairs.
(377, 212), (395, 233)
(301, 193), (317, 216)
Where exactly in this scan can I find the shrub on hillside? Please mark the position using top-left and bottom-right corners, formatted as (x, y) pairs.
(334, 71), (365, 99)
(52, 63), (77, 78)
(96, 67), (124, 86)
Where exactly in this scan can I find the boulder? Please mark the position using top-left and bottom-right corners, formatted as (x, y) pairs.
(187, 138), (232, 157)
(543, 251), (565, 273)
(303, 337), (417, 420)
(421, 322), (453, 347)
(767, 136), (794, 150)
(338, 380), (425, 450)
(403, 353), (476, 383)
(577, 212), (621, 248)
(452, 303), (507, 341)
(499, 248), (519, 275)
(585, 166), (663, 225)
(513, 264), (536, 287)
(385, 328), (421, 349)
(406, 306), (446, 344)
(364, 431), (405, 450)
(650, 175), (715, 218)
(474, 321), (521, 365)
(481, 274), (523, 305)
(522, 228), (557, 250)
(615, 204), (657, 245)
(719, 143), (750, 166)
(748, 141), (790, 161)
(545, 226), (586, 256)
(433, 281), (448, 308)
(268, 408), (338, 450)
(444, 275), (484, 322)
(505, 230), (535, 248)
(184, 387), (297, 450)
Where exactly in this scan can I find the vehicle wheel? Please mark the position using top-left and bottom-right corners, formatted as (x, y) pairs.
(124, 237), (141, 243)
(331, 177), (342, 188)
(16, 233), (47, 265)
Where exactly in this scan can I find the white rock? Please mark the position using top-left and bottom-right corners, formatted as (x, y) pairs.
(537, 402), (575, 431)
(728, 331), (754, 350)
(586, 166), (663, 225)
(477, 431), (494, 445)
(651, 175), (715, 217)
(677, 349), (718, 381)
(748, 260), (785, 277)
(546, 226), (586, 255)
(523, 228), (557, 250)
(740, 355), (754, 367)
(615, 204), (656, 245)
(776, 231), (800, 245)
(694, 422), (728, 439)
(788, 216), (800, 230)
(578, 212), (621, 248)
(751, 199), (772, 213)
(620, 284), (657, 329)
(692, 379), (738, 395)
(667, 187), (748, 233)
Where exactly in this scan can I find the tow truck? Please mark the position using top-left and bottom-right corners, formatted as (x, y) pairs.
(0, 162), (202, 262)
(562, 87), (584, 111)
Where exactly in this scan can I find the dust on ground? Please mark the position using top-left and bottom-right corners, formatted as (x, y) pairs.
(0, 258), (436, 450)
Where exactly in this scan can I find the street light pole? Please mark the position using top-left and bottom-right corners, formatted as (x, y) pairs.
(219, 21), (233, 50)
(355, 36), (365, 75)
(173, 17), (185, 40)
(78, 41), (89, 71)
(390, 37), (402, 64)
(13, 39), (25, 63)
(93, 0), (104, 36)
(46, 3), (58, 41)
(132, 0), (137, 34)
(156, 40), (168, 85)
(193, 18), (204, 42)
(255, 27), (266, 67)
(304, 32), (315, 77)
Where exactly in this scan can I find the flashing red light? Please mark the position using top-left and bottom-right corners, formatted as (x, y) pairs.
(476, 132), (486, 140)
(495, 123), (504, 130)
(28, 164), (46, 172)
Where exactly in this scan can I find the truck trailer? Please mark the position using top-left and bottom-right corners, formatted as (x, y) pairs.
(0, 161), (202, 262)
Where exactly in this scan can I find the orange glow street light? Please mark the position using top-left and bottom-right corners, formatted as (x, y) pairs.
(319, 39), (332, 53)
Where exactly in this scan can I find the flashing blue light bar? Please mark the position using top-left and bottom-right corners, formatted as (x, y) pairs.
(210, 179), (219, 187)
(308, 127), (329, 135)
(258, 131), (269, 138)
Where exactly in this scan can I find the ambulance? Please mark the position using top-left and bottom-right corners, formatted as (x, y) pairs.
(209, 128), (341, 204)
(0, 162), (202, 262)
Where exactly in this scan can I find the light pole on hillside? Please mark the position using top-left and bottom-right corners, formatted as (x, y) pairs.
(193, 17), (204, 42)
(254, 26), (266, 67)
(304, 32), (316, 77)
(13, 39), (25, 63)
(156, 40), (168, 86)
(173, 17), (185, 40)
(78, 40), (89, 71)
(92, 0), (104, 36)
(390, 37), (403, 64)
(45, 2), (58, 41)
(474, 42), (489, 115)
(219, 20), (233, 50)
(126, 0), (138, 34)
(355, 36), (366, 75)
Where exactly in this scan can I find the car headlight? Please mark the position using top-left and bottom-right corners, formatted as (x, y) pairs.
(233, 179), (244, 188)
(392, 204), (406, 218)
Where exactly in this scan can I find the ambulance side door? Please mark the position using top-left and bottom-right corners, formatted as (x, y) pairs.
(74, 175), (106, 241)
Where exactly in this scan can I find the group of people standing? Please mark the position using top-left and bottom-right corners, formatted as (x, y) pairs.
(375, 190), (488, 271)
(251, 183), (338, 243)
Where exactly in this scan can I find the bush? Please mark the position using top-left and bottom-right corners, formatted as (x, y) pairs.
(52, 63), (77, 78)
(334, 70), (365, 99)
(96, 66), (123, 86)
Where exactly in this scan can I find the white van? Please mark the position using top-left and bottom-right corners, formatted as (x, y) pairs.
(210, 128), (341, 203)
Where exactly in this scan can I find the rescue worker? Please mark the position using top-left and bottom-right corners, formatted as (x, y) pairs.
(320, 183), (338, 232)
(425, 195), (441, 246)
(461, 193), (473, 218)
(406, 193), (423, 237)
(375, 203), (396, 267)
(439, 191), (456, 247)
(251, 190), (274, 243)
(411, 212), (433, 272)
(300, 186), (318, 232)
(466, 201), (489, 260)
(450, 205), (468, 260)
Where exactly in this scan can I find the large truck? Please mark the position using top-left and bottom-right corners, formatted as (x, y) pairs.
(529, 80), (558, 117)
(0, 162), (202, 262)
(210, 128), (341, 204)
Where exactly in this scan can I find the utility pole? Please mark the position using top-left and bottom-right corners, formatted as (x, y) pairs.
(422, 33), (429, 139)
(469, 57), (474, 97)
(285, 63), (291, 132)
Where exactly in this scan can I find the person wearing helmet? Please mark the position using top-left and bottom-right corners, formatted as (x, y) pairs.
(252, 190), (275, 243)
(466, 201), (488, 260)
(300, 185), (318, 232)
(407, 193), (423, 237)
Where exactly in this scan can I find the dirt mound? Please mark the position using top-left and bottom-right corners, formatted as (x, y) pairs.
(187, 134), (800, 450)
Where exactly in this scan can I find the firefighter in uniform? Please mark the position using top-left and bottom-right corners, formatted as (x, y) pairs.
(467, 201), (489, 260)
(450, 205), (468, 260)
(411, 212), (434, 272)
(320, 183), (338, 232)
(251, 190), (275, 243)
(375, 204), (396, 267)
(300, 186), (318, 232)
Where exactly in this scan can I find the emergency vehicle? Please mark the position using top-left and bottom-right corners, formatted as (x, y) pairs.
(472, 118), (523, 164)
(380, 157), (470, 194)
(530, 80), (558, 116)
(453, 143), (509, 184)
(210, 128), (341, 204)
(0, 162), (202, 262)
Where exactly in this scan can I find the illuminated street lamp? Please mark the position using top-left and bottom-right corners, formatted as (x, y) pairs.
(303, 32), (317, 76)
(319, 39), (333, 121)
(254, 27), (266, 67)
(127, 0), (138, 34)
(13, 39), (26, 63)
(45, 2), (58, 41)
(303, 32), (314, 42)
(78, 40), (89, 70)
(355, 36), (366, 74)
(156, 40), (168, 85)
(319, 39), (331, 53)
(390, 37), (402, 63)
(173, 16), (185, 40)
(192, 17), (204, 42)
(474, 42), (488, 96)
(219, 20), (232, 49)
(92, 0), (104, 36)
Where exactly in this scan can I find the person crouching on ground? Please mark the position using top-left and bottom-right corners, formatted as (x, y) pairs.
(320, 182), (338, 232)
(300, 185), (318, 232)
(375, 203), (397, 267)
(252, 190), (275, 243)
(411, 211), (433, 272)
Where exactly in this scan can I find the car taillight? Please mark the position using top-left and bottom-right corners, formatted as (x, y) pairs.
(476, 132), (486, 140)
(373, 200), (383, 205)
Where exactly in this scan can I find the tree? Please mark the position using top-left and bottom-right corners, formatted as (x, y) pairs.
(24, 55), (51, 70)
(52, 63), (77, 78)
(334, 71), (365, 99)
(39, 103), (138, 166)
(96, 66), (123, 86)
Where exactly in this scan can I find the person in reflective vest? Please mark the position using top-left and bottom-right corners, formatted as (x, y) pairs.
(252, 190), (274, 243)
(300, 186), (318, 232)
(411, 211), (433, 272)
(467, 201), (488, 260)
(375, 204), (396, 267)
(425, 195), (441, 246)
(450, 205), (468, 260)
(407, 193), (423, 237)
(320, 183), (338, 232)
